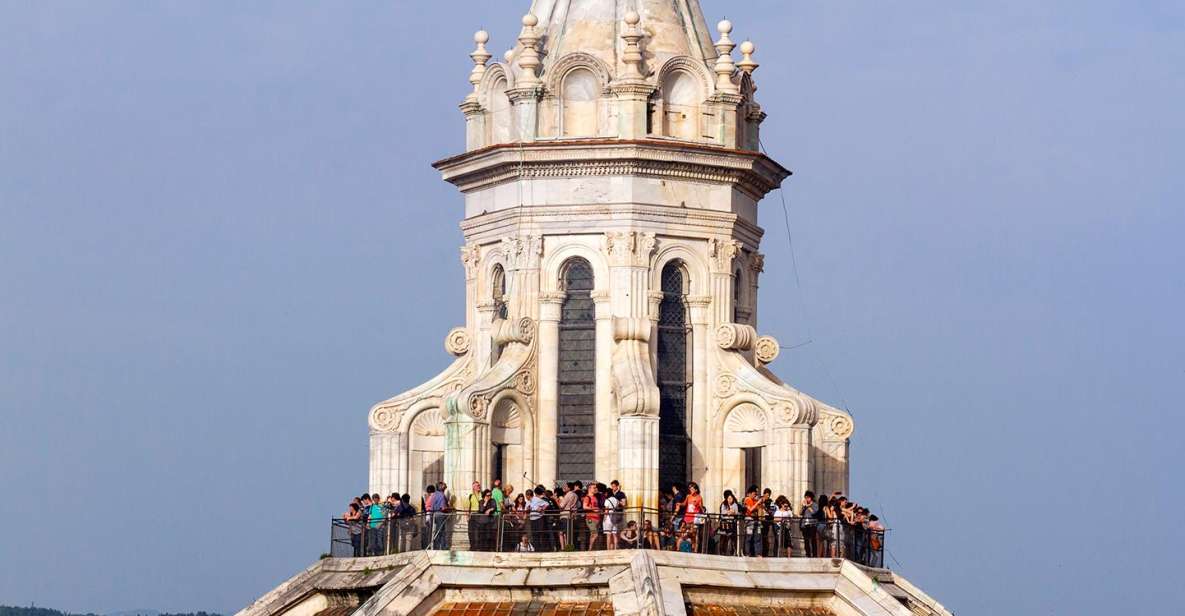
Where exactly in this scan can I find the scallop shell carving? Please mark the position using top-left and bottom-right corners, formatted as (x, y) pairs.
(493, 402), (522, 429)
(724, 403), (768, 433)
(411, 408), (445, 436)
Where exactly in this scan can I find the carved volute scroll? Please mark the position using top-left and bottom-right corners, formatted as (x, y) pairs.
(612, 317), (660, 417)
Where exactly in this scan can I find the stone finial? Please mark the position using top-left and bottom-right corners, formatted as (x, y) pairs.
(737, 40), (759, 76)
(467, 30), (492, 101)
(714, 19), (739, 93)
(620, 10), (645, 80)
(516, 13), (543, 87)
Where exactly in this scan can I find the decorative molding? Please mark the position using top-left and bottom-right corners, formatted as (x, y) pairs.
(708, 237), (744, 272)
(754, 335), (779, 365)
(716, 323), (756, 351)
(612, 317), (660, 417)
(773, 401), (800, 426)
(492, 401), (522, 429)
(460, 243), (482, 280)
(602, 231), (657, 267)
(493, 316), (536, 347)
(715, 373), (738, 398)
(371, 406), (400, 432)
(513, 369), (536, 395)
(724, 403), (767, 433)
(545, 52), (613, 93)
(444, 327), (472, 357)
(827, 414), (855, 440)
(749, 253), (765, 273)
(539, 291), (567, 304)
(500, 235), (544, 270)
(412, 408), (446, 437)
(435, 140), (790, 202)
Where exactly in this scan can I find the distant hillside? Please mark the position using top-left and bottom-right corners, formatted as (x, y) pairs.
(0, 607), (221, 616)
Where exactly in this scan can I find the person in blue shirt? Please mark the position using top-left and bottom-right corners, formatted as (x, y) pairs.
(367, 493), (386, 555)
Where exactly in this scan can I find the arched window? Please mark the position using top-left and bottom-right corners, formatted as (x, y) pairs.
(490, 265), (508, 365)
(490, 77), (512, 144)
(556, 258), (596, 482)
(491, 265), (508, 321)
(561, 68), (599, 137)
(657, 261), (690, 490)
(663, 71), (700, 141)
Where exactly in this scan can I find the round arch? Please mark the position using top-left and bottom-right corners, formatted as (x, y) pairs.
(540, 241), (609, 294)
(650, 243), (710, 296)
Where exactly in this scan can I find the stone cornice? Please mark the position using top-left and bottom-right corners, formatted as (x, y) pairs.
(458, 204), (764, 249)
(434, 139), (790, 201)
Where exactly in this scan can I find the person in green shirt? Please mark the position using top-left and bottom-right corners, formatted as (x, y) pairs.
(491, 478), (505, 511)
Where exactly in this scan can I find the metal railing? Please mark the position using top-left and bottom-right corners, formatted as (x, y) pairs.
(331, 508), (885, 568)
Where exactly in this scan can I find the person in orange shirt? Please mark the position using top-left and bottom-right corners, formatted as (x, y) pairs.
(742, 485), (764, 557)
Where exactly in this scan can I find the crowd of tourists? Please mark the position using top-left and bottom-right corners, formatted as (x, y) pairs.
(339, 479), (885, 567)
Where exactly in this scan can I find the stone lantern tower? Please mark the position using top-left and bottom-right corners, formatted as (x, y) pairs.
(367, 0), (855, 511)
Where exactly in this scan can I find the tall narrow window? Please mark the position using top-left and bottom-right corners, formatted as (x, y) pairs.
(657, 262), (690, 490)
(557, 258), (596, 483)
(491, 265), (508, 321)
(491, 265), (508, 365)
(743, 447), (762, 492)
(733, 268), (743, 323)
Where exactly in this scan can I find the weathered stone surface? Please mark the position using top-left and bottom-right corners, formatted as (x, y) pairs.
(237, 552), (950, 616)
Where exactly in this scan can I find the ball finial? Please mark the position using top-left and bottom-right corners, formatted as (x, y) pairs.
(740, 40), (755, 55)
(474, 30), (490, 45)
(624, 11), (640, 26)
(522, 13), (539, 27)
(504, 49), (515, 63)
(718, 19), (733, 35)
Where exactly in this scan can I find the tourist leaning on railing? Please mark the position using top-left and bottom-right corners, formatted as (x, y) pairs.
(333, 480), (886, 567)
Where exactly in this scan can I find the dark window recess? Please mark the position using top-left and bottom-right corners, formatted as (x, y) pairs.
(743, 447), (762, 491)
(658, 262), (690, 491)
(492, 444), (506, 484)
(557, 258), (596, 483)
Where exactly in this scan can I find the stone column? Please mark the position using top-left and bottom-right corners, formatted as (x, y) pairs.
(613, 318), (661, 511)
(507, 87), (542, 142)
(767, 425), (811, 502)
(445, 415), (489, 500)
(537, 292), (564, 488)
(460, 243), (481, 331)
(369, 429), (406, 496)
(708, 238), (742, 325)
(813, 415), (854, 495)
(748, 253), (764, 330)
(475, 301), (496, 370)
(460, 100), (485, 151)
(686, 296), (712, 486)
(593, 290), (615, 480)
(603, 232), (660, 507)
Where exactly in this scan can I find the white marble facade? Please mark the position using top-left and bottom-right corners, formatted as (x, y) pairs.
(368, 0), (854, 510)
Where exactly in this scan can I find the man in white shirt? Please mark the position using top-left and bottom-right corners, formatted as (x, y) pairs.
(528, 486), (550, 551)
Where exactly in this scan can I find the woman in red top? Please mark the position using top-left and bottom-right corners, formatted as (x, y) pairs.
(682, 482), (704, 552)
(582, 483), (602, 551)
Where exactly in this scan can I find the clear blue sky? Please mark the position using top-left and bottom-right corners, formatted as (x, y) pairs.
(1, 1), (1181, 614)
